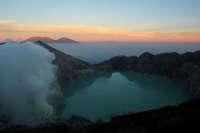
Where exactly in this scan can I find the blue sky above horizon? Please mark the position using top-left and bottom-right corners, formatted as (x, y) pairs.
(0, 0), (200, 42)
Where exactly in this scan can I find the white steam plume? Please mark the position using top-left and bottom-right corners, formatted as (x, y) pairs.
(0, 42), (60, 125)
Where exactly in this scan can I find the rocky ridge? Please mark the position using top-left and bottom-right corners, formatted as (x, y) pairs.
(96, 51), (200, 96)
(36, 41), (94, 88)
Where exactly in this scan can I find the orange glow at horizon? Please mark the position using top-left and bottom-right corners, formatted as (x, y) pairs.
(0, 21), (200, 43)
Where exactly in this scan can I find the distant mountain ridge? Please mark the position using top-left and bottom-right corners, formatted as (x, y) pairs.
(0, 42), (5, 45)
(25, 36), (78, 43)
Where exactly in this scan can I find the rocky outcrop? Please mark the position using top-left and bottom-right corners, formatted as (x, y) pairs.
(96, 56), (138, 71)
(35, 41), (94, 88)
(96, 51), (200, 96)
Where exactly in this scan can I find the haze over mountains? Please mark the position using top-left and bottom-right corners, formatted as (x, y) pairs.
(25, 36), (78, 43)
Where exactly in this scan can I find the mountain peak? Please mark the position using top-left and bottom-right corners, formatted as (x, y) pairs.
(25, 37), (54, 42)
(55, 37), (78, 43)
(25, 36), (77, 43)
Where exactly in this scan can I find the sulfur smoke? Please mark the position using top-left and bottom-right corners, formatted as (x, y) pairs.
(0, 42), (60, 125)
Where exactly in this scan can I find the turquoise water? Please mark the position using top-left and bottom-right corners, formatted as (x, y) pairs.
(62, 72), (192, 121)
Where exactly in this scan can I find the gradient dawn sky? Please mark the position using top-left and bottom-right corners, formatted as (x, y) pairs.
(0, 0), (200, 42)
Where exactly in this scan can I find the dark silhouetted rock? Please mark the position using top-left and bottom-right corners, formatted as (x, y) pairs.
(35, 41), (94, 88)
(96, 56), (138, 71)
(97, 50), (200, 96)
(134, 52), (157, 74)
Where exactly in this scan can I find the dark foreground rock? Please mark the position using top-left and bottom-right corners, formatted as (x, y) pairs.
(66, 116), (94, 128)
(0, 99), (200, 133)
(96, 51), (200, 96)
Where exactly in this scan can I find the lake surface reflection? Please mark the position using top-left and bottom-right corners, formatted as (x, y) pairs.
(62, 72), (192, 121)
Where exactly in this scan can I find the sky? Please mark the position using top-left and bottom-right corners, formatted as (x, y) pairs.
(0, 0), (200, 42)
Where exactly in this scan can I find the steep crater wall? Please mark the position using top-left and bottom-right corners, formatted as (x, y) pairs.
(96, 51), (200, 97)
